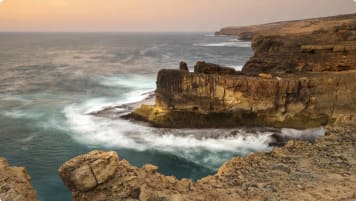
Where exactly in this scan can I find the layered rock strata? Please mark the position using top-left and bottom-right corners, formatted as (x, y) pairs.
(128, 64), (356, 129)
(59, 126), (356, 201)
(243, 22), (356, 75)
(0, 157), (37, 201)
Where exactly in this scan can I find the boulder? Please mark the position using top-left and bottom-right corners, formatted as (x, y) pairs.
(179, 61), (189, 72)
(58, 150), (119, 192)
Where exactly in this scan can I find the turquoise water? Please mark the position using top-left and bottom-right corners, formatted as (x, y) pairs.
(0, 33), (281, 201)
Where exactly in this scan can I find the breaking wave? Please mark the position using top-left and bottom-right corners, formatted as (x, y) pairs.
(194, 40), (251, 48)
(63, 74), (325, 170)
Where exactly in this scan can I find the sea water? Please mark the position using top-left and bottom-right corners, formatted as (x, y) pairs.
(0, 32), (319, 201)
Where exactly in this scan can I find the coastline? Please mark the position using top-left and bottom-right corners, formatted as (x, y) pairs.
(0, 13), (355, 201)
(58, 125), (356, 201)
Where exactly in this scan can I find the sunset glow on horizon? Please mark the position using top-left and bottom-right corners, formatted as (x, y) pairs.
(0, 0), (355, 32)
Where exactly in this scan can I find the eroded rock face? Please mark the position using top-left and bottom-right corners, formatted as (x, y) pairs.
(58, 150), (119, 193)
(129, 66), (355, 128)
(0, 157), (37, 201)
(60, 126), (356, 201)
(242, 22), (356, 75)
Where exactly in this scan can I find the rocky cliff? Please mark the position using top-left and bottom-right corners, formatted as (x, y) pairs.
(128, 63), (356, 129)
(59, 126), (356, 201)
(215, 13), (356, 40)
(243, 22), (356, 75)
(126, 14), (356, 129)
(0, 157), (37, 201)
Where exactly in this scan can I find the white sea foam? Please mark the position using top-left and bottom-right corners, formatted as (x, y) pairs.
(64, 76), (274, 169)
(281, 127), (325, 141)
(227, 65), (244, 71)
(194, 40), (251, 48)
(18, 134), (38, 143)
(64, 74), (324, 170)
(4, 110), (43, 119)
(99, 74), (155, 89)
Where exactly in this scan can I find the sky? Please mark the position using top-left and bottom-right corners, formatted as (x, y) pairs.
(0, 0), (355, 32)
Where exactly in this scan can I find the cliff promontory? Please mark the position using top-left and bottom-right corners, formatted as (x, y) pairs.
(126, 14), (356, 129)
(215, 13), (356, 40)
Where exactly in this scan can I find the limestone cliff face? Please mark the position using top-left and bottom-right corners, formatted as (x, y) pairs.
(0, 157), (37, 201)
(59, 126), (356, 201)
(243, 22), (356, 74)
(130, 65), (355, 129)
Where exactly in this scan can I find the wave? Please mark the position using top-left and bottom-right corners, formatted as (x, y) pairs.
(63, 74), (325, 170)
(194, 40), (251, 48)
(64, 100), (274, 169)
(3, 110), (44, 119)
(227, 65), (244, 71)
(64, 75), (274, 169)
(98, 74), (155, 89)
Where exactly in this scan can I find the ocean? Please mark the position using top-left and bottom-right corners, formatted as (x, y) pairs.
(0, 32), (320, 201)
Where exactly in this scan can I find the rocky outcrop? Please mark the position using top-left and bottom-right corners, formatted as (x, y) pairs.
(59, 126), (356, 201)
(128, 64), (356, 129)
(126, 14), (356, 129)
(0, 157), (37, 201)
(215, 13), (356, 40)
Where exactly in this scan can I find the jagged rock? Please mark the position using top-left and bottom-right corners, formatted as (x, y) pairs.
(179, 61), (189, 72)
(58, 150), (119, 192)
(59, 126), (356, 201)
(194, 61), (236, 75)
(0, 157), (37, 201)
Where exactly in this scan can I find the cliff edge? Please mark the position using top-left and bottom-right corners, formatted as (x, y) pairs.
(215, 13), (356, 40)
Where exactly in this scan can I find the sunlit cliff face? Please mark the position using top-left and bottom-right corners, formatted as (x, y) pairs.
(0, 0), (355, 32)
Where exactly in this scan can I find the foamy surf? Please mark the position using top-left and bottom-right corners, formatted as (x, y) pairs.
(64, 100), (274, 169)
(63, 74), (325, 170)
(63, 77), (274, 170)
(194, 40), (251, 48)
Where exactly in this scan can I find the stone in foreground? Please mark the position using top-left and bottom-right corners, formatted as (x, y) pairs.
(0, 157), (37, 201)
(58, 150), (119, 192)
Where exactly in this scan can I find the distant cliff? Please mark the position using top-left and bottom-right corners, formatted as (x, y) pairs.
(215, 13), (356, 40)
